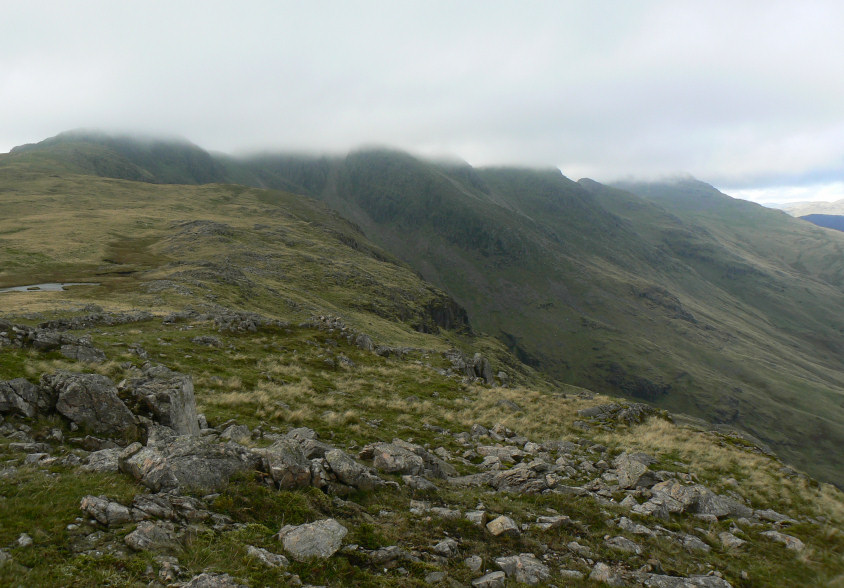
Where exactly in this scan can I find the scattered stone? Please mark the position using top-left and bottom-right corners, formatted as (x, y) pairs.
(17, 533), (33, 547)
(182, 572), (248, 587)
(472, 571), (506, 588)
(495, 553), (551, 585)
(119, 436), (261, 493)
(81, 448), (122, 473)
(645, 574), (733, 587)
(80, 495), (134, 526)
(590, 562), (626, 586)
(324, 448), (383, 491)
(424, 571), (447, 584)
(718, 532), (746, 549)
(246, 545), (289, 568)
(278, 519), (348, 561)
(361, 442), (425, 475)
(486, 515), (519, 537)
(465, 510), (487, 527)
(124, 521), (179, 552)
(465, 555), (483, 572)
(0, 378), (53, 418)
(606, 535), (642, 554)
(614, 452), (658, 489)
(402, 475), (437, 491)
(761, 530), (805, 551)
(126, 368), (200, 436)
(433, 537), (458, 557)
(43, 371), (139, 440)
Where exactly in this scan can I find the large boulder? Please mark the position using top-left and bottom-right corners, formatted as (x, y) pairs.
(278, 519), (348, 561)
(360, 442), (425, 476)
(125, 368), (200, 436)
(119, 436), (262, 493)
(613, 452), (658, 489)
(42, 371), (138, 440)
(324, 449), (383, 491)
(257, 439), (312, 489)
(0, 378), (53, 418)
(495, 553), (551, 586)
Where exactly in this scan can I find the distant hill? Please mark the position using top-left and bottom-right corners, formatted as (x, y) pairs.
(7, 130), (227, 184)
(4, 132), (844, 486)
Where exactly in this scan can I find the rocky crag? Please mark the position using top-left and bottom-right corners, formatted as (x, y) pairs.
(1, 310), (840, 587)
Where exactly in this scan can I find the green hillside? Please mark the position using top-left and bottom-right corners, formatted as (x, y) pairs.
(1, 137), (843, 586)
(4, 133), (844, 489)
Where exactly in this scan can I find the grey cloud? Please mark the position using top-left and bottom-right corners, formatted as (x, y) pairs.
(2, 1), (843, 202)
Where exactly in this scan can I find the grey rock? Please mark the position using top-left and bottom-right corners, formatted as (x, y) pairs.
(678, 534), (711, 553)
(60, 344), (107, 363)
(324, 449), (383, 491)
(124, 520), (179, 552)
(756, 508), (794, 523)
(645, 574), (734, 587)
(486, 515), (519, 537)
(246, 545), (289, 567)
(590, 562), (626, 586)
(606, 535), (642, 554)
(465, 510), (487, 527)
(433, 537), (458, 557)
(16, 533), (33, 547)
(489, 466), (549, 494)
(361, 442), (425, 476)
(761, 530), (805, 551)
(402, 475), (437, 491)
(472, 353), (494, 384)
(465, 555), (483, 572)
(279, 518), (348, 561)
(80, 495), (134, 526)
(425, 571), (447, 584)
(182, 572), (248, 587)
(614, 452), (658, 489)
(259, 439), (312, 489)
(618, 516), (656, 536)
(128, 370), (200, 436)
(534, 514), (572, 530)
(718, 532), (746, 549)
(0, 378), (53, 417)
(220, 424), (251, 444)
(472, 571), (506, 588)
(119, 436), (261, 493)
(44, 371), (138, 440)
(495, 553), (551, 585)
(81, 448), (122, 473)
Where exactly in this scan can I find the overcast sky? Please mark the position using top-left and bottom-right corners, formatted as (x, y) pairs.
(2, 1), (843, 204)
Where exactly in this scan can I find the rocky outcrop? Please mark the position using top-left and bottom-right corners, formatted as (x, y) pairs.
(123, 366), (200, 436)
(257, 439), (312, 490)
(495, 553), (551, 585)
(43, 372), (138, 440)
(0, 378), (53, 418)
(119, 435), (261, 493)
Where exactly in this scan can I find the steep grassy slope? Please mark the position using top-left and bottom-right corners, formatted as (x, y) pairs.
(5, 133), (844, 489)
(234, 152), (844, 487)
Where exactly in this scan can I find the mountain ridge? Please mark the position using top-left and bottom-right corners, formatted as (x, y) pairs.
(4, 131), (844, 487)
